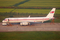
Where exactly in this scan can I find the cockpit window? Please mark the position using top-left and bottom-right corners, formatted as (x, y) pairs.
(4, 19), (7, 21)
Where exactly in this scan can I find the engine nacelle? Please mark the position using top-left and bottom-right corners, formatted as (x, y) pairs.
(2, 23), (7, 25)
(20, 22), (30, 26)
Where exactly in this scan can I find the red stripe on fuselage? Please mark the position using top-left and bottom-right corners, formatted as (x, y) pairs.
(8, 18), (49, 21)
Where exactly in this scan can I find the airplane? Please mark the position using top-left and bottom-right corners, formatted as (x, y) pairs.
(2, 8), (56, 26)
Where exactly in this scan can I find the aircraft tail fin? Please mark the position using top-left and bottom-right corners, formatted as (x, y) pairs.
(46, 8), (56, 18)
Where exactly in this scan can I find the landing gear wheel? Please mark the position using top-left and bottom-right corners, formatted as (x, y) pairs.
(28, 23), (30, 25)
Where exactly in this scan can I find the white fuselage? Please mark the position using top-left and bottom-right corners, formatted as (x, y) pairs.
(2, 17), (51, 23)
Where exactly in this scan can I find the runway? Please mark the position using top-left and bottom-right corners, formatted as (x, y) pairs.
(0, 22), (60, 32)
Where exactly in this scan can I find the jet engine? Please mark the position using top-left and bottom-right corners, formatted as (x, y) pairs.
(20, 22), (30, 26)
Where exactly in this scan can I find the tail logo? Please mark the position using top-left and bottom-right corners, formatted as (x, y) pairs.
(50, 11), (54, 13)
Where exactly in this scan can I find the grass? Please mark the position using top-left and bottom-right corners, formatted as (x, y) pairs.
(18, 0), (60, 7)
(0, 0), (60, 8)
(0, 31), (60, 40)
(0, 8), (60, 14)
(0, 8), (14, 12)
(12, 9), (60, 14)
(0, 0), (24, 7)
